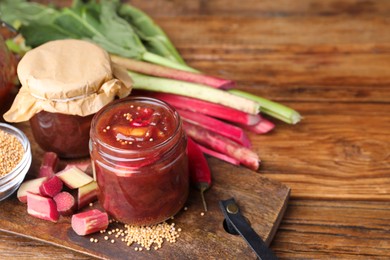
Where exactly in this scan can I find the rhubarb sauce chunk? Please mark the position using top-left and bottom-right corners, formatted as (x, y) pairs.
(90, 97), (189, 226)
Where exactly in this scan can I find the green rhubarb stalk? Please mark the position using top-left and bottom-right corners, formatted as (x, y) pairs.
(118, 3), (187, 66)
(111, 55), (233, 88)
(129, 71), (260, 115)
(229, 89), (302, 124)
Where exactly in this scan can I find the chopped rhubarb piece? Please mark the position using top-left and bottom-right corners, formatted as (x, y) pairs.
(56, 166), (93, 189)
(41, 152), (59, 169)
(197, 143), (240, 166)
(177, 108), (251, 147)
(78, 181), (99, 210)
(27, 192), (59, 223)
(54, 192), (76, 216)
(64, 160), (92, 175)
(135, 90), (261, 126)
(38, 165), (55, 178)
(239, 117), (275, 134)
(17, 177), (48, 203)
(71, 209), (109, 236)
(183, 121), (260, 171)
(38, 152), (58, 178)
(39, 176), (63, 198)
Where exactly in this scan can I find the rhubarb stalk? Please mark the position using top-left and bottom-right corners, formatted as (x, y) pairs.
(197, 143), (240, 166)
(177, 108), (251, 147)
(229, 89), (302, 124)
(111, 55), (234, 89)
(238, 117), (275, 134)
(129, 72), (260, 115)
(134, 90), (261, 126)
(183, 121), (260, 171)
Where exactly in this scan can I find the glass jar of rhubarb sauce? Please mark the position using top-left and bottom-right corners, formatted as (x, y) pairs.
(89, 96), (189, 225)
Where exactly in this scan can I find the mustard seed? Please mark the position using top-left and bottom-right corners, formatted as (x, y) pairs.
(0, 129), (24, 177)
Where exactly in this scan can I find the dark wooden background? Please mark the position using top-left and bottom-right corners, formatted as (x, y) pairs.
(1, 0), (390, 259)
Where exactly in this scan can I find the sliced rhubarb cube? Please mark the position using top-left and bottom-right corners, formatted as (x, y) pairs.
(56, 166), (93, 189)
(54, 192), (76, 216)
(64, 160), (92, 174)
(17, 177), (48, 203)
(27, 192), (59, 222)
(38, 165), (55, 178)
(41, 152), (59, 170)
(39, 176), (63, 198)
(78, 181), (99, 210)
(38, 152), (58, 178)
(71, 209), (109, 236)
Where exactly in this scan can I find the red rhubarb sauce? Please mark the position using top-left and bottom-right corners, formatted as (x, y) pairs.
(30, 112), (93, 158)
(90, 97), (189, 225)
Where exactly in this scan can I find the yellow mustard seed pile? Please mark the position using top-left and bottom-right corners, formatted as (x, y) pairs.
(94, 219), (181, 251)
(0, 129), (24, 177)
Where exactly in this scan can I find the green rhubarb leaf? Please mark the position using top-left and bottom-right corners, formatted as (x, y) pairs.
(118, 3), (186, 65)
(0, 0), (59, 27)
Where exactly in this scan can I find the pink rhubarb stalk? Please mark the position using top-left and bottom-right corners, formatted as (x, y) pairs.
(27, 192), (59, 223)
(71, 209), (109, 236)
(111, 55), (234, 89)
(136, 91), (261, 126)
(197, 143), (240, 166)
(183, 121), (260, 171)
(177, 108), (251, 147)
(239, 117), (275, 134)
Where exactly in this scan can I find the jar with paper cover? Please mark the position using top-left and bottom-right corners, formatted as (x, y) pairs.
(3, 39), (132, 158)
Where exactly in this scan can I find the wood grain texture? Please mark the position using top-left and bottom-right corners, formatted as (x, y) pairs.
(1, 0), (390, 258)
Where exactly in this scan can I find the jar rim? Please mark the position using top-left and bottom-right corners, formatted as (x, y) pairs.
(90, 96), (183, 157)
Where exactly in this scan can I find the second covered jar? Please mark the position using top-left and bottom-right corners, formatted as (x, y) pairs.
(3, 39), (132, 158)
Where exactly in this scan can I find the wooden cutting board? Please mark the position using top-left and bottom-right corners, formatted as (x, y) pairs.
(0, 120), (290, 259)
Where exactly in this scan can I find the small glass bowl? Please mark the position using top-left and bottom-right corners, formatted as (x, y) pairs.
(0, 123), (32, 202)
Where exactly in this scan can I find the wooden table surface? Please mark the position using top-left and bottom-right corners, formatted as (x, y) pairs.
(1, 0), (390, 259)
